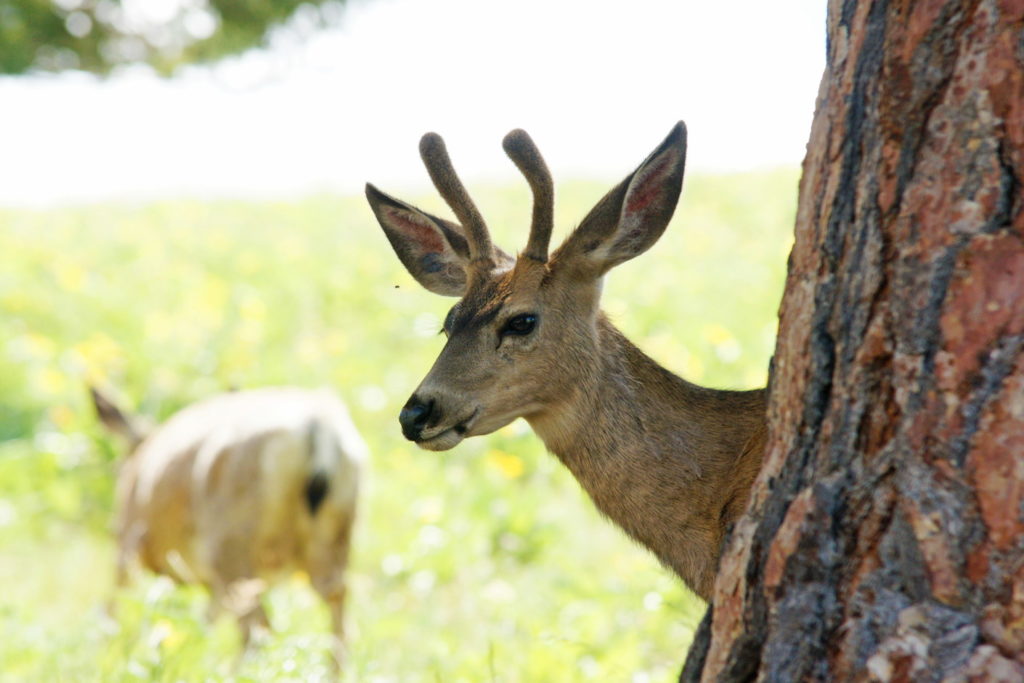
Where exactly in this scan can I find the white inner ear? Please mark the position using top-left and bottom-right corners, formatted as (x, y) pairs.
(380, 204), (469, 296)
(383, 206), (451, 258)
(621, 148), (679, 228)
(605, 148), (681, 259)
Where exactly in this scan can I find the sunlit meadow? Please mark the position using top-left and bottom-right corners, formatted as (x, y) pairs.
(0, 170), (796, 682)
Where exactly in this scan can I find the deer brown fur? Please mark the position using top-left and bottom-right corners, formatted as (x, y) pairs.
(92, 386), (366, 666)
(366, 122), (766, 600)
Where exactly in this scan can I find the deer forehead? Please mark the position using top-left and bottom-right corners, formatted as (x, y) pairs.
(447, 259), (545, 325)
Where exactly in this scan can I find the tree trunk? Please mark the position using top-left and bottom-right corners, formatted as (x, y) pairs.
(683, 0), (1024, 680)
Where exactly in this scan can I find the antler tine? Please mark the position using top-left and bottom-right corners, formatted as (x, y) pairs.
(502, 129), (553, 263)
(419, 132), (494, 265)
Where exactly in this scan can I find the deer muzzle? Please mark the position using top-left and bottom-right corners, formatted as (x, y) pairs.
(399, 395), (435, 441)
(399, 393), (480, 450)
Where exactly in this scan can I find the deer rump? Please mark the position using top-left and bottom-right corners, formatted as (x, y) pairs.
(115, 388), (363, 611)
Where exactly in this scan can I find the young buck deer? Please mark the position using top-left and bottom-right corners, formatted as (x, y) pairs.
(92, 386), (366, 667)
(366, 122), (767, 600)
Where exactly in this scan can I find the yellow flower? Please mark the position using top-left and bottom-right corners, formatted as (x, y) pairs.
(49, 405), (76, 430)
(152, 618), (186, 652)
(487, 450), (525, 479)
(53, 260), (86, 292)
(196, 275), (229, 316)
(703, 323), (741, 363)
(239, 295), (266, 322)
(701, 323), (735, 346)
(21, 332), (57, 359)
(36, 367), (66, 395)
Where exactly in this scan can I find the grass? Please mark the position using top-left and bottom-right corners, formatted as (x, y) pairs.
(0, 168), (796, 682)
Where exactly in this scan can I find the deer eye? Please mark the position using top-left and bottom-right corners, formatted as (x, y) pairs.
(501, 313), (537, 336)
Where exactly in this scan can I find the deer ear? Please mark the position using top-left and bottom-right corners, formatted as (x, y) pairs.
(366, 183), (471, 297)
(90, 385), (144, 449)
(553, 122), (687, 277)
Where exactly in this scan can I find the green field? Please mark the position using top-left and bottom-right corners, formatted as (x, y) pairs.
(0, 170), (796, 682)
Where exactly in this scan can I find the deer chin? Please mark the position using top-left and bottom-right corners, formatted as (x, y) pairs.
(416, 428), (466, 451)
(415, 409), (479, 451)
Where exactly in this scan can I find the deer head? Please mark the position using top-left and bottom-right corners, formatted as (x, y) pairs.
(367, 123), (687, 451)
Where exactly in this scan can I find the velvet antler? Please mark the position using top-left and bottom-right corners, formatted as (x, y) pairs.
(502, 129), (554, 263)
(419, 132), (495, 267)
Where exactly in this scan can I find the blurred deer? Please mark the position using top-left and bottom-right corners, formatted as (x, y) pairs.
(366, 123), (766, 600)
(91, 386), (367, 667)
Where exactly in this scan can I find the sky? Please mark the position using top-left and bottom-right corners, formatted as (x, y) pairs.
(0, 0), (826, 207)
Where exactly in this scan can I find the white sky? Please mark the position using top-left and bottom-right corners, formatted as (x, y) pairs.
(0, 0), (825, 207)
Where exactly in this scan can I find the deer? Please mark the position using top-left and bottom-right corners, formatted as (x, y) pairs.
(91, 385), (367, 669)
(365, 122), (767, 601)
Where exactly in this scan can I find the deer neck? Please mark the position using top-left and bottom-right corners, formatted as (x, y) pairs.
(528, 314), (731, 473)
(525, 314), (764, 597)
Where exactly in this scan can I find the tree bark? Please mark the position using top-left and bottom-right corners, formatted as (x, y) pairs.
(683, 0), (1024, 680)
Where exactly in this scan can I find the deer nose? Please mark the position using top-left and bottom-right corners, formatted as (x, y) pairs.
(399, 395), (435, 441)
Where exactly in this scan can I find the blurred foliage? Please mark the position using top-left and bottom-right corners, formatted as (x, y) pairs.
(0, 0), (346, 76)
(0, 171), (796, 680)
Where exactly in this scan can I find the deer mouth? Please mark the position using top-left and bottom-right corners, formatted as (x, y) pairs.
(416, 409), (478, 451)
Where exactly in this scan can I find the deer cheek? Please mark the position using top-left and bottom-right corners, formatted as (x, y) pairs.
(498, 335), (539, 359)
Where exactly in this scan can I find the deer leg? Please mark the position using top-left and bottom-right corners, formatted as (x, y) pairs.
(209, 576), (270, 653)
(103, 556), (130, 619)
(208, 534), (269, 652)
(309, 513), (354, 674)
(310, 578), (347, 676)
(236, 591), (271, 651)
(106, 524), (146, 618)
